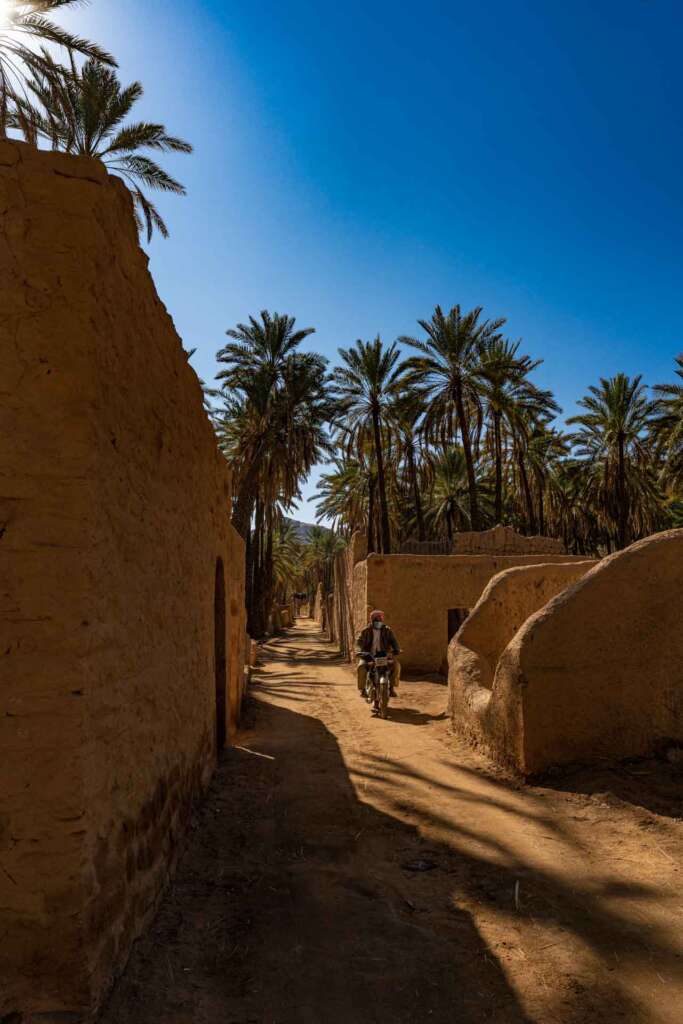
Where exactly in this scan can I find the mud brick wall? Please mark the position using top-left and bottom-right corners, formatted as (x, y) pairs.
(356, 553), (594, 672)
(448, 561), (596, 766)
(490, 529), (683, 773)
(0, 141), (245, 1020)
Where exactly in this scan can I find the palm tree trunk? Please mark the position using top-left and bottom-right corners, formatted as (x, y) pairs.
(232, 459), (261, 540)
(538, 488), (545, 535)
(517, 447), (537, 534)
(407, 447), (426, 541)
(252, 495), (265, 636)
(367, 473), (376, 554)
(617, 433), (627, 550)
(262, 504), (274, 629)
(454, 387), (479, 531)
(372, 406), (392, 553)
(493, 411), (503, 524)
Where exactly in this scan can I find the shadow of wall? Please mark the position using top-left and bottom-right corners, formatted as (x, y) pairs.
(99, 689), (679, 1024)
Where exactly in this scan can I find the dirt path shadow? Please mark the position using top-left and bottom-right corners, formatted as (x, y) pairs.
(99, 622), (683, 1024)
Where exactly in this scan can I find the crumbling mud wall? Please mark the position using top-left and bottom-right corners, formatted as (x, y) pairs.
(357, 552), (592, 672)
(490, 529), (683, 774)
(0, 142), (246, 1019)
(451, 524), (566, 555)
(448, 562), (595, 758)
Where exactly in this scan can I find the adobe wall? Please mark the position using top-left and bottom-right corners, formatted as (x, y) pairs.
(0, 141), (245, 1019)
(492, 529), (683, 774)
(451, 523), (566, 555)
(359, 553), (592, 672)
(448, 562), (595, 755)
(228, 527), (247, 738)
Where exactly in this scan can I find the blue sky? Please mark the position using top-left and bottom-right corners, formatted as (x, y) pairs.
(62, 0), (683, 520)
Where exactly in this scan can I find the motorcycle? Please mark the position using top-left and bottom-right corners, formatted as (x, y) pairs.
(363, 651), (393, 719)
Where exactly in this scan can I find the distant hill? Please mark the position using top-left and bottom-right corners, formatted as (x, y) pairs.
(284, 517), (329, 543)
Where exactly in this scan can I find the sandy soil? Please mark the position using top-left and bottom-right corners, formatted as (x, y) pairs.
(100, 620), (683, 1024)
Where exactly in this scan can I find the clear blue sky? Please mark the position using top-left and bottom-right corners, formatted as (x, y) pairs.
(63, 0), (683, 520)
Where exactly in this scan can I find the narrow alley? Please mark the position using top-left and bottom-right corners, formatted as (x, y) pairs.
(100, 621), (682, 1024)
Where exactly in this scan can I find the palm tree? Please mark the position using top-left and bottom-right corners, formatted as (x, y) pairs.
(424, 447), (492, 542)
(217, 311), (318, 540)
(478, 336), (558, 524)
(12, 55), (191, 239)
(400, 305), (505, 530)
(650, 354), (683, 493)
(390, 394), (428, 542)
(215, 313), (334, 634)
(0, 0), (114, 135)
(304, 526), (346, 597)
(314, 456), (370, 538)
(332, 337), (405, 554)
(272, 521), (304, 605)
(568, 374), (656, 550)
(523, 424), (568, 535)
(218, 310), (316, 387)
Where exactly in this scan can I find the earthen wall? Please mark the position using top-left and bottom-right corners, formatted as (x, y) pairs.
(493, 530), (683, 772)
(0, 142), (245, 1018)
(358, 552), (593, 671)
(448, 562), (595, 759)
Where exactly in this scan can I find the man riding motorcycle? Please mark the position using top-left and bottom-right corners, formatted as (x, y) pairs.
(356, 610), (401, 698)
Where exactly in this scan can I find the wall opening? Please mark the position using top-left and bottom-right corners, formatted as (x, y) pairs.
(214, 557), (227, 753)
(448, 607), (469, 642)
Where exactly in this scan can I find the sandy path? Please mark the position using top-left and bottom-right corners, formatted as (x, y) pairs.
(101, 620), (683, 1024)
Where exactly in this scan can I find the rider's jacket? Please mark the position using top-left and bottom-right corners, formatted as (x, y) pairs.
(356, 623), (400, 656)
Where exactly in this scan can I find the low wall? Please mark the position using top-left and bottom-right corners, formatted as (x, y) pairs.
(449, 531), (683, 774)
(449, 562), (595, 755)
(493, 529), (683, 773)
(0, 142), (246, 1019)
(359, 553), (593, 672)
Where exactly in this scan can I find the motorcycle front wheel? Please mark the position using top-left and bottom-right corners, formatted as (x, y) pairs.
(379, 675), (389, 719)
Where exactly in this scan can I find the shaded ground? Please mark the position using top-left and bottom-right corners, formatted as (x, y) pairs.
(100, 620), (683, 1024)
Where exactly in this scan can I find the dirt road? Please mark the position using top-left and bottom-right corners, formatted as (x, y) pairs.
(101, 620), (682, 1024)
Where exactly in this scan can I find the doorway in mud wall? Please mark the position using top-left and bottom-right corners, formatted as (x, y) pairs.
(214, 558), (227, 752)
(447, 607), (469, 642)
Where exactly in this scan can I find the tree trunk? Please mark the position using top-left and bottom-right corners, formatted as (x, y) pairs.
(537, 485), (545, 536)
(372, 406), (392, 554)
(517, 447), (537, 534)
(454, 387), (479, 531)
(262, 505), (274, 630)
(493, 411), (503, 524)
(251, 495), (265, 637)
(407, 446), (426, 541)
(367, 473), (376, 554)
(231, 459), (261, 540)
(617, 433), (627, 550)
